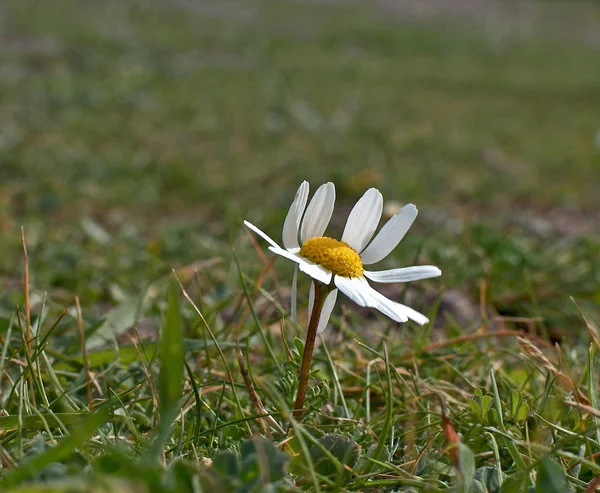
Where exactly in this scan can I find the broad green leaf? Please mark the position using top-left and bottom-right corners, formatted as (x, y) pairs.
(212, 451), (240, 478)
(474, 466), (507, 493)
(309, 433), (360, 477)
(500, 472), (531, 493)
(86, 295), (147, 349)
(472, 479), (487, 493)
(455, 443), (475, 493)
(169, 459), (216, 493)
(470, 389), (493, 424)
(509, 389), (530, 422)
(239, 437), (288, 485)
(469, 399), (482, 419)
(536, 457), (574, 493)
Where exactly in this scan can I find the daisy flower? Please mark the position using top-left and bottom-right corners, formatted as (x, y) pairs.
(244, 181), (441, 333)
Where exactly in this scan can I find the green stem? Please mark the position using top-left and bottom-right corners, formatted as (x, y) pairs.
(293, 281), (325, 419)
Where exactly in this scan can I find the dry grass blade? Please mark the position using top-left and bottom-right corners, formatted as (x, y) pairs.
(400, 330), (529, 362)
(279, 319), (295, 363)
(174, 270), (252, 434)
(564, 400), (600, 420)
(572, 297), (600, 351)
(235, 344), (285, 436)
(518, 336), (589, 405)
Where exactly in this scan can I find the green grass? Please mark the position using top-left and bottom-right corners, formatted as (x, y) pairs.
(1, 0), (600, 490)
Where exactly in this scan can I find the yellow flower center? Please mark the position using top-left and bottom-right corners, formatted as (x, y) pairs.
(299, 237), (364, 278)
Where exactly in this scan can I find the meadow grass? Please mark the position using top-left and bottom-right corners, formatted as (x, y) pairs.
(1, 0), (600, 491)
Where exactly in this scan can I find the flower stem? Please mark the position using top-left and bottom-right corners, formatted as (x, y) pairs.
(293, 281), (325, 419)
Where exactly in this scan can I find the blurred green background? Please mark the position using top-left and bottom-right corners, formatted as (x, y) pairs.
(2, 0), (600, 333)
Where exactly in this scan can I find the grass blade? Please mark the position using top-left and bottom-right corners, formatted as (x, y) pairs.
(362, 343), (393, 476)
(153, 278), (185, 455)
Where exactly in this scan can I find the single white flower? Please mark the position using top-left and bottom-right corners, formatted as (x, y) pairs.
(244, 181), (441, 333)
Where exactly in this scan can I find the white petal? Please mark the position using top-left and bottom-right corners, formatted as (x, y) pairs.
(299, 263), (333, 286)
(268, 246), (332, 285)
(362, 282), (429, 324)
(393, 302), (430, 325)
(334, 276), (431, 324)
(300, 182), (335, 244)
(334, 276), (404, 322)
(334, 276), (377, 308)
(364, 266), (442, 283)
(368, 291), (409, 323)
(317, 289), (338, 334)
(341, 188), (383, 253)
(359, 204), (418, 265)
(282, 181), (309, 251)
(291, 265), (298, 324)
(308, 284), (338, 333)
(268, 246), (305, 264)
(243, 220), (280, 249)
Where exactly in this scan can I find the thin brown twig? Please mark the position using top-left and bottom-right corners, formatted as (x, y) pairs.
(584, 476), (600, 493)
(0, 448), (14, 470)
(401, 329), (531, 360)
(412, 432), (439, 475)
(75, 297), (94, 409)
(491, 316), (544, 323)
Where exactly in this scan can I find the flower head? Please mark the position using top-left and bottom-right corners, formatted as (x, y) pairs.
(300, 237), (364, 278)
(244, 181), (441, 332)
